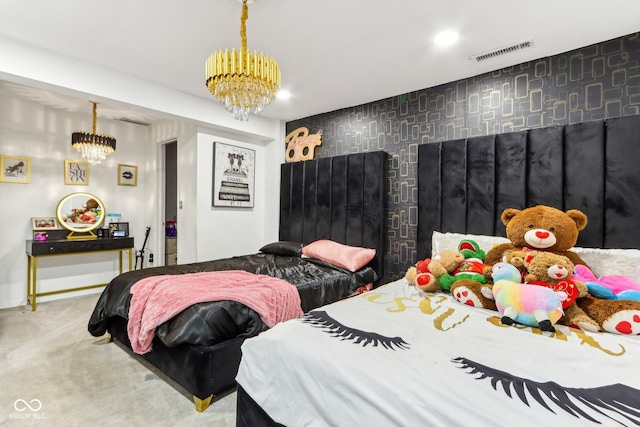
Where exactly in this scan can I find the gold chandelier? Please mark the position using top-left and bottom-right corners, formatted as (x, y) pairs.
(71, 101), (116, 164)
(205, 0), (280, 121)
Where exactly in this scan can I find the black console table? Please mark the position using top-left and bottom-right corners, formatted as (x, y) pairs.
(26, 237), (134, 311)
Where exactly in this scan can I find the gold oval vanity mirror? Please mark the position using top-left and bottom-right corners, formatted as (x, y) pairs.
(56, 192), (105, 239)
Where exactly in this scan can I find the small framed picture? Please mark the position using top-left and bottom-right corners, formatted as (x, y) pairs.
(109, 222), (129, 237)
(65, 160), (89, 185)
(0, 155), (31, 184)
(31, 217), (59, 231)
(118, 164), (138, 186)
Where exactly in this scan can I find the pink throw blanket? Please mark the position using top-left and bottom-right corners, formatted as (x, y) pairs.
(127, 270), (303, 354)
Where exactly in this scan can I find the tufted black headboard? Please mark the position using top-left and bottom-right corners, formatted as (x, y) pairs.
(279, 151), (388, 283)
(417, 114), (640, 260)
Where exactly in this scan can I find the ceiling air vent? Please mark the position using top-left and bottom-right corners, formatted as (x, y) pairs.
(470, 40), (533, 62)
(118, 117), (151, 127)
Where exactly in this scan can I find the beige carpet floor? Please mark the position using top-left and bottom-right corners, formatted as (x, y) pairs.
(0, 293), (236, 427)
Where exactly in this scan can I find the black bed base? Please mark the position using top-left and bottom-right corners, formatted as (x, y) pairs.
(236, 385), (283, 427)
(108, 316), (242, 411)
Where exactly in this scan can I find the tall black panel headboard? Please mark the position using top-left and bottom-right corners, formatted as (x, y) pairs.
(417, 114), (640, 259)
(279, 150), (388, 282)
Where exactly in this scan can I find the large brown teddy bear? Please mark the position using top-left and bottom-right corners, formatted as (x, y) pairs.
(484, 205), (588, 268)
(454, 205), (640, 335)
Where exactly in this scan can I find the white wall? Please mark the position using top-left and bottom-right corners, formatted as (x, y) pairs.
(0, 36), (285, 309)
(195, 132), (282, 262)
(0, 86), (149, 308)
(0, 91), (284, 309)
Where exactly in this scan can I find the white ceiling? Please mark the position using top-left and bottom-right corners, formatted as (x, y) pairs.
(1, 0), (640, 124)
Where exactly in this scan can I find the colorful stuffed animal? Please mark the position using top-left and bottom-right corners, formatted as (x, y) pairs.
(489, 262), (566, 332)
(449, 240), (493, 309)
(572, 265), (640, 302)
(524, 251), (599, 332)
(404, 250), (464, 292)
(437, 240), (489, 292)
(457, 205), (640, 335)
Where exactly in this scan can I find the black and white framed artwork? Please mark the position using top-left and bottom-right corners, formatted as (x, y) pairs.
(212, 142), (255, 208)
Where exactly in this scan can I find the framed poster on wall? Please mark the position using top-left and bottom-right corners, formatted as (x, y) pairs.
(0, 155), (30, 184)
(117, 164), (138, 186)
(211, 142), (255, 208)
(64, 160), (89, 185)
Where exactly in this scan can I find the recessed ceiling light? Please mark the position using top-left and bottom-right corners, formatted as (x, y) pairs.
(434, 31), (459, 47)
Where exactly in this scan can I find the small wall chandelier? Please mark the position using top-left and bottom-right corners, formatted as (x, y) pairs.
(71, 101), (116, 164)
(205, 0), (281, 121)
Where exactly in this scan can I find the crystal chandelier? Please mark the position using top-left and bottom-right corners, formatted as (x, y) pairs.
(71, 101), (116, 164)
(205, 0), (281, 121)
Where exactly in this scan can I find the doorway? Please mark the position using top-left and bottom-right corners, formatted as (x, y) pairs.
(164, 140), (178, 265)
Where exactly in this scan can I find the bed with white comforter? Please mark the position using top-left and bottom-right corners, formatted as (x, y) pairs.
(237, 277), (640, 426)
(236, 234), (640, 427)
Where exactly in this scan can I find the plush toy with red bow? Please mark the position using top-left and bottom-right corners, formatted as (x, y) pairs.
(524, 250), (599, 332)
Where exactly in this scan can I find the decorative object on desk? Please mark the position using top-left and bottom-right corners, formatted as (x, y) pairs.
(64, 160), (89, 185)
(0, 155), (30, 184)
(33, 232), (48, 241)
(31, 216), (59, 231)
(117, 164), (138, 186)
(109, 222), (129, 238)
(285, 127), (322, 163)
(107, 212), (122, 222)
(205, 0), (280, 121)
(165, 221), (177, 237)
(56, 192), (105, 239)
(71, 101), (116, 164)
(212, 142), (255, 208)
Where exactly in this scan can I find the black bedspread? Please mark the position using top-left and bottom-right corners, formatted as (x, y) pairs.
(88, 253), (376, 348)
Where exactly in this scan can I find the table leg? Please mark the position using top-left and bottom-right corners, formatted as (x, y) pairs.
(26, 255), (31, 308)
(128, 248), (133, 271)
(32, 256), (38, 311)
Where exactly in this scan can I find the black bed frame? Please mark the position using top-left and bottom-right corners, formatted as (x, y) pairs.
(279, 150), (387, 282)
(417, 114), (640, 259)
(107, 150), (388, 412)
(236, 114), (640, 426)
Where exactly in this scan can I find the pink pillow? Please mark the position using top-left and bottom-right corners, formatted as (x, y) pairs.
(302, 240), (376, 272)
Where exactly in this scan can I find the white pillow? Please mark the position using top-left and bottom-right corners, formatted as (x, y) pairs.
(431, 231), (509, 256)
(571, 247), (640, 282)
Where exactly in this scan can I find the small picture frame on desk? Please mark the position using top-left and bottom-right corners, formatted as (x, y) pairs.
(31, 216), (59, 231)
(109, 222), (129, 238)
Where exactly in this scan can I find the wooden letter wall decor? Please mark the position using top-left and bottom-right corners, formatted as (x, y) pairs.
(285, 127), (322, 162)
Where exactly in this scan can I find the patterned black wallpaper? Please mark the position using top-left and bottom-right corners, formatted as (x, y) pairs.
(285, 32), (640, 282)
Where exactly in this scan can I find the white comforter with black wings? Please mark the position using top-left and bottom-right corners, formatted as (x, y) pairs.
(237, 279), (640, 427)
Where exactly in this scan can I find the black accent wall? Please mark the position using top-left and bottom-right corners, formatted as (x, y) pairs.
(286, 32), (640, 282)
